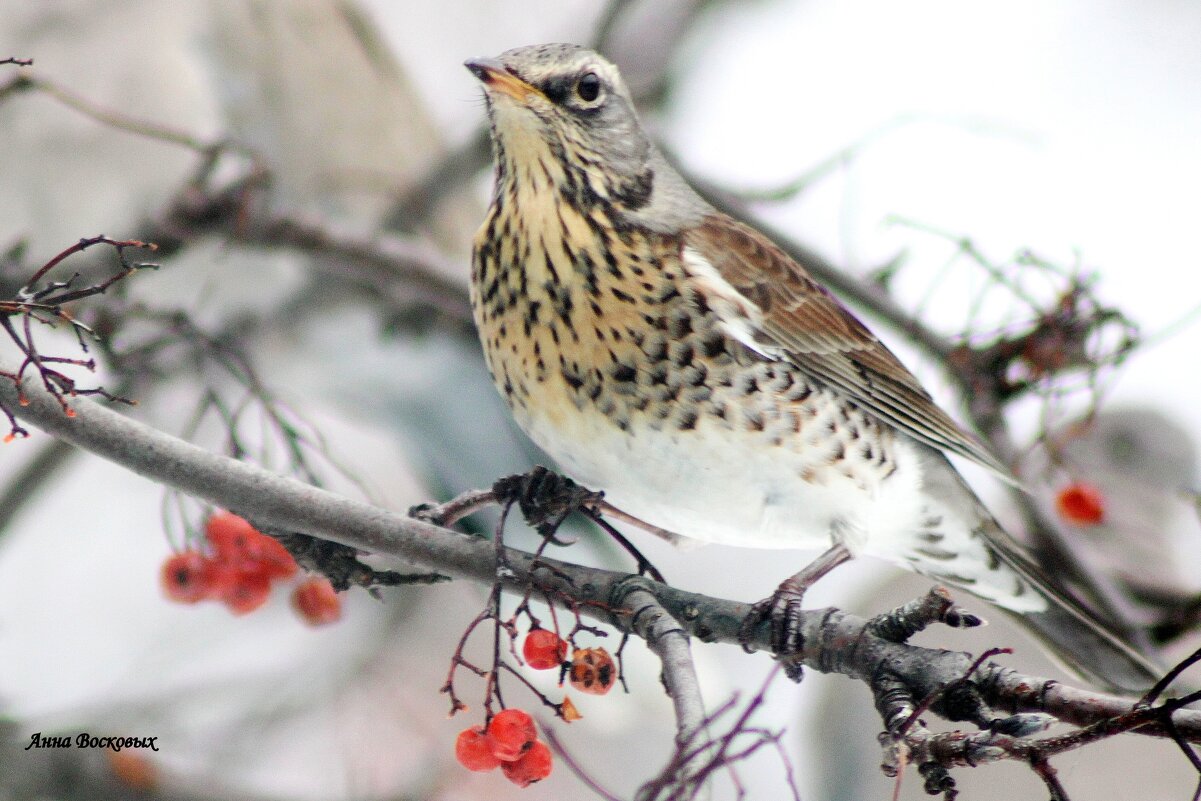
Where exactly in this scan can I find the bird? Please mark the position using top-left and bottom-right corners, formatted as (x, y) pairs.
(463, 43), (1159, 692)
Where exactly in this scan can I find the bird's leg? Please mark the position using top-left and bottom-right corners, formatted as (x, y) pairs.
(739, 542), (852, 682)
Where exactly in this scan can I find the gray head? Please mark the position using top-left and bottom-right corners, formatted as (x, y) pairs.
(465, 44), (646, 176)
(465, 43), (706, 226)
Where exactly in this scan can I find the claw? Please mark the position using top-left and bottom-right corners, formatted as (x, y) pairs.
(737, 543), (852, 683)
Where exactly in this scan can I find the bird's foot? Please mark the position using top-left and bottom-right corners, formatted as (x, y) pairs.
(740, 577), (809, 681)
(492, 465), (602, 540)
(738, 543), (853, 682)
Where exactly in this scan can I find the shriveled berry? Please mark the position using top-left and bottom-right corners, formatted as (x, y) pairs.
(569, 647), (616, 695)
(292, 577), (342, 626)
(243, 532), (298, 579)
(161, 551), (212, 604)
(1056, 482), (1106, 526)
(455, 725), (501, 772)
(559, 696), (581, 722)
(523, 628), (568, 670)
(501, 739), (552, 787)
(487, 708), (536, 762)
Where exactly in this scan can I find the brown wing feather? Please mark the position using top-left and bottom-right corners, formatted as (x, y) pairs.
(684, 213), (1011, 478)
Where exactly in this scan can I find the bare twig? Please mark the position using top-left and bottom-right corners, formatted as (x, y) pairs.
(0, 72), (232, 153)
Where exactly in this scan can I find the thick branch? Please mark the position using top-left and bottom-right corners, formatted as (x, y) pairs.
(2, 360), (1198, 748)
(620, 584), (707, 748)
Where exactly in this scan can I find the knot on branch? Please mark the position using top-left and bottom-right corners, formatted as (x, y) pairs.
(263, 528), (449, 592)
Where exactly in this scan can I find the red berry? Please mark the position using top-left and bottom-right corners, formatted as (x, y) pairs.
(292, 577), (342, 626)
(455, 725), (501, 772)
(206, 512), (298, 580)
(160, 551), (212, 604)
(220, 570), (272, 615)
(244, 533), (298, 579)
(569, 647), (616, 695)
(501, 739), (552, 787)
(1056, 482), (1106, 526)
(523, 628), (568, 670)
(487, 708), (536, 762)
(205, 512), (258, 556)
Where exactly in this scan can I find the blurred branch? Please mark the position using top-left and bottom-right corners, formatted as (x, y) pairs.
(0, 70), (236, 154)
(0, 437), (75, 534)
(137, 160), (473, 326)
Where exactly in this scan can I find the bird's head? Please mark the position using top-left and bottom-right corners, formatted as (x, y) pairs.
(465, 44), (654, 209)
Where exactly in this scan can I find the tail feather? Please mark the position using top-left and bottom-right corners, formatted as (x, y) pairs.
(913, 446), (1162, 694)
(985, 536), (1162, 694)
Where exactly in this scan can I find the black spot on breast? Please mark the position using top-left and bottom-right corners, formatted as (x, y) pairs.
(700, 331), (727, 358)
(562, 370), (584, 391)
(672, 343), (694, 367)
(668, 311), (693, 338)
(612, 363), (637, 383)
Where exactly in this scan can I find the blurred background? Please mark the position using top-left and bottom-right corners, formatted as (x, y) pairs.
(1, 1), (1199, 798)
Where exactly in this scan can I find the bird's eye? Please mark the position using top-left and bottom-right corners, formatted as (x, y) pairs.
(575, 72), (601, 102)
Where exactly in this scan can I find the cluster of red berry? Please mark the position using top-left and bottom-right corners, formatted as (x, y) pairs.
(454, 627), (620, 786)
(455, 708), (552, 787)
(160, 512), (341, 625)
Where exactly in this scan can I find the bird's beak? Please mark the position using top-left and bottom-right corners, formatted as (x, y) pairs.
(464, 57), (543, 103)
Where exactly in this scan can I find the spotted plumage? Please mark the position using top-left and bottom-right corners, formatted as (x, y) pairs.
(465, 43), (1157, 690)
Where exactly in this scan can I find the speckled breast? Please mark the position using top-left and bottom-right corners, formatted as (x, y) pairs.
(469, 194), (904, 548)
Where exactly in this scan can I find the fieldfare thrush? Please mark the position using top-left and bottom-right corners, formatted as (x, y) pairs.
(464, 43), (1158, 691)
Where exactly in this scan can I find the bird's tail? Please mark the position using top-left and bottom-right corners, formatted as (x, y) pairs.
(911, 447), (1161, 694)
(985, 534), (1162, 695)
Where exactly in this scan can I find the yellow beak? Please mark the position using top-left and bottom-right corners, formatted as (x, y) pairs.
(464, 57), (544, 103)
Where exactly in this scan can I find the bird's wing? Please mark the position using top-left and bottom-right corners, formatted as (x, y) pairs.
(681, 212), (1012, 479)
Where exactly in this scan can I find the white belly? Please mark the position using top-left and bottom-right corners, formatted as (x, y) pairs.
(517, 405), (928, 559)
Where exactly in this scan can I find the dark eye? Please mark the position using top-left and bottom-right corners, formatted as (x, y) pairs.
(575, 72), (601, 102)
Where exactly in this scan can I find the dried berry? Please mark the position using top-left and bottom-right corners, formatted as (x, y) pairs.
(569, 647), (616, 695)
(160, 551), (212, 604)
(292, 577), (342, 626)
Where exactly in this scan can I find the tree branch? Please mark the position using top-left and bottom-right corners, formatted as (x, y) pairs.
(619, 583), (707, 748)
(2, 359), (1199, 765)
